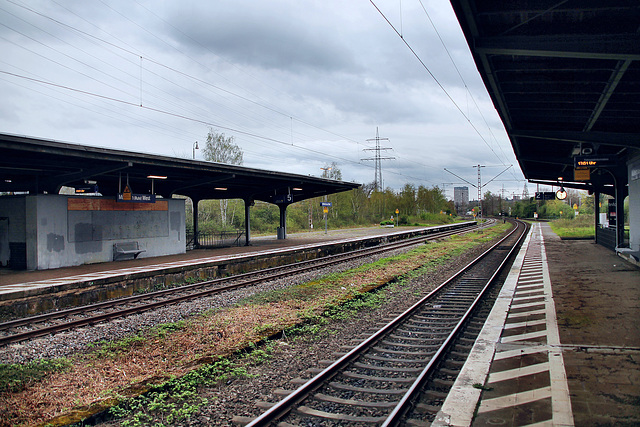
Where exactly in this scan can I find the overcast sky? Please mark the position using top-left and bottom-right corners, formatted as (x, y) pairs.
(0, 0), (527, 199)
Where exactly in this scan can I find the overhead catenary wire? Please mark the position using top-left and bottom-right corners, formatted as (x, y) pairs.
(1, 0), (505, 189)
(369, 0), (516, 173)
(416, 0), (519, 182)
(4, 0), (450, 180)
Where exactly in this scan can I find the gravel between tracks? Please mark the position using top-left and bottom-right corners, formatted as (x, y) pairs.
(1, 235), (496, 426)
(97, 240), (492, 427)
(0, 243), (434, 365)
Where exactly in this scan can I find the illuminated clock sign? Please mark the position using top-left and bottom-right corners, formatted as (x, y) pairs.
(574, 155), (617, 168)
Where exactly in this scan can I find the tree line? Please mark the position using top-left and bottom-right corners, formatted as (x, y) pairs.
(185, 129), (457, 235)
(186, 129), (616, 235)
(187, 180), (456, 235)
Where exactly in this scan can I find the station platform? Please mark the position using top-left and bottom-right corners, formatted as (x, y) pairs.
(435, 222), (640, 426)
(0, 225), (441, 310)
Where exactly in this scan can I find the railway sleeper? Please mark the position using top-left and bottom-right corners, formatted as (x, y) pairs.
(463, 325), (482, 334)
(432, 377), (455, 387)
(411, 315), (459, 323)
(388, 333), (442, 343)
(424, 389), (448, 400)
(415, 402), (442, 414)
(341, 370), (418, 383)
(435, 300), (475, 307)
(395, 326), (453, 335)
(255, 400), (275, 409)
(423, 308), (467, 315)
(443, 358), (465, 368)
(405, 318), (460, 327)
(371, 346), (435, 356)
(379, 339), (441, 350)
(410, 317), (458, 327)
(364, 353), (430, 363)
(329, 381), (408, 395)
(458, 336), (477, 345)
(405, 418), (431, 426)
(352, 362), (425, 373)
(230, 415), (255, 426)
(453, 343), (473, 353)
(313, 392), (398, 409)
(296, 406), (387, 423)
(274, 388), (294, 397)
(440, 367), (460, 376)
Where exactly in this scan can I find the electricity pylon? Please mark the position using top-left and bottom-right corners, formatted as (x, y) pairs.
(362, 127), (394, 192)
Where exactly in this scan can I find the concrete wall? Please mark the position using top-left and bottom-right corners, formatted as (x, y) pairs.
(628, 153), (640, 252)
(1, 195), (185, 270)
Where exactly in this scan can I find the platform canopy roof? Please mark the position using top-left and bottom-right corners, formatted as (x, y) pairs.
(450, 0), (640, 195)
(0, 133), (359, 203)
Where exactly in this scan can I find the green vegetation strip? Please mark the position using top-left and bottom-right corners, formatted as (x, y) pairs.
(549, 216), (595, 238)
(0, 224), (510, 427)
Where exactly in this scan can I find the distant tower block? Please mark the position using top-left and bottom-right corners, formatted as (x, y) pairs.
(454, 186), (469, 213)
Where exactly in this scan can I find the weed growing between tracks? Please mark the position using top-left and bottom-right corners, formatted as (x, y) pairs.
(0, 224), (511, 427)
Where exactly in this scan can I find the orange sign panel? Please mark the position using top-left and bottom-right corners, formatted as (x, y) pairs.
(574, 168), (590, 181)
(68, 198), (168, 211)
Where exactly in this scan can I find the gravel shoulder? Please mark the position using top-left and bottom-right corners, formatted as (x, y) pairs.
(96, 236), (497, 427)
(0, 227), (506, 427)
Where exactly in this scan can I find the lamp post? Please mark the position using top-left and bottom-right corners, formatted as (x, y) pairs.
(193, 141), (199, 159)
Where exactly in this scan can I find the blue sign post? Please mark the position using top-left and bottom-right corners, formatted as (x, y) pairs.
(320, 202), (332, 234)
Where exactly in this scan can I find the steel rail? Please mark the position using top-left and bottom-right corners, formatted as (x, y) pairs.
(244, 220), (524, 426)
(382, 220), (527, 425)
(0, 222), (481, 346)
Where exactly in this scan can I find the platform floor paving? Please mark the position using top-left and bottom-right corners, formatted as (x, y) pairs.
(435, 222), (640, 426)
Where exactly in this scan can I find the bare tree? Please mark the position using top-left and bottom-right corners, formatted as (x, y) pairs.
(201, 128), (243, 227)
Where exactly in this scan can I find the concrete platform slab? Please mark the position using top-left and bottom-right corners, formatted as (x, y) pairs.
(435, 222), (640, 426)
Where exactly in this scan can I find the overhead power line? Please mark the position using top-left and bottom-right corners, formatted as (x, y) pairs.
(369, 0), (509, 168)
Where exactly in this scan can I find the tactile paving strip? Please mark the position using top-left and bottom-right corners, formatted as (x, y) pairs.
(434, 224), (574, 427)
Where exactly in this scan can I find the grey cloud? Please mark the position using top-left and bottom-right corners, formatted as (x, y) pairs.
(166, 3), (359, 73)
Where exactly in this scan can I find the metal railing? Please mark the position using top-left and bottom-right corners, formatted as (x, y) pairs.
(596, 225), (617, 251)
(186, 230), (244, 250)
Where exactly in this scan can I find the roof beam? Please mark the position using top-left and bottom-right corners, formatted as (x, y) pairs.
(516, 154), (573, 167)
(167, 175), (235, 197)
(584, 59), (632, 132)
(475, 34), (640, 60)
(50, 162), (133, 194)
(511, 130), (640, 149)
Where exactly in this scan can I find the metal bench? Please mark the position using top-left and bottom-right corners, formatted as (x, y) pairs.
(113, 241), (145, 260)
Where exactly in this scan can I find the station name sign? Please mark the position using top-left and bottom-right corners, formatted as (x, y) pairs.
(320, 202), (332, 207)
(117, 185), (155, 203)
(117, 193), (156, 203)
(574, 155), (617, 168)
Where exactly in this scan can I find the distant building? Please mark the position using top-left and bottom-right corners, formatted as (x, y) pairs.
(454, 186), (469, 214)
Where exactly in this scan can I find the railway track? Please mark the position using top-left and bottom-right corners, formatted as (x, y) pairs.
(235, 220), (527, 426)
(0, 221), (487, 346)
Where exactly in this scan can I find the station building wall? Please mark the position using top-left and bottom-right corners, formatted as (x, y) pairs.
(0, 194), (185, 270)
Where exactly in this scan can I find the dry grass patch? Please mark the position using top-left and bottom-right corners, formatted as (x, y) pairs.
(0, 224), (511, 427)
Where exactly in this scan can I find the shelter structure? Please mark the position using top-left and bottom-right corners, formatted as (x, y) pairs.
(450, 0), (640, 257)
(0, 133), (359, 270)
